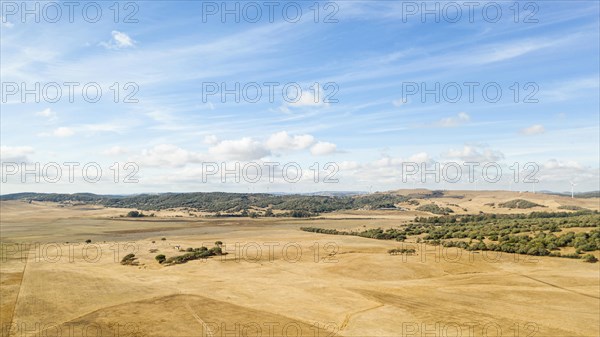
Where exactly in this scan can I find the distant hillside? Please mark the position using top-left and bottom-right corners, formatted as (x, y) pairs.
(0, 192), (415, 213)
(498, 199), (546, 209)
(542, 191), (600, 198)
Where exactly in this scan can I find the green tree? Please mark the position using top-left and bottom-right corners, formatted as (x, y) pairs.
(155, 254), (166, 264)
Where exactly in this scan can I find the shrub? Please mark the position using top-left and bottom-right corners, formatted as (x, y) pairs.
(582, 254), (598, 263)
(121, 253), (138, 265)
(388, 248), (416, 255)
(126, 210), (144, 217)
(416, 204), (453, 215)
(162, 242), (226, 265)
(155, 254), (166, 264)
(558, 205), (587, 211)
(85, 239), (92, 243)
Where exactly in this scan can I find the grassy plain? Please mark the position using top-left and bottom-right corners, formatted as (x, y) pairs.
(1, 190), (599, 337)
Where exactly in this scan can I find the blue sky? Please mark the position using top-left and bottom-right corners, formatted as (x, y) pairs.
(1, 1), (599, 194)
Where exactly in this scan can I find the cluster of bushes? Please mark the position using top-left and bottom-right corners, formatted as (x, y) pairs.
(301, 227), (340, 235)
(120, 253), (138, 265)
(416, 203), (454, 215)
(548, 252), (598, 263)
(302, 212), (600, 259)
(301, 227), (407, 241)
(156, 242), (225, 265)
(558, 205), (588, 211)
(213, 209), (316, 218)
(388, 248), (416, 255)
(439, 230), (600, 257)
(414, 210), (597, 224)
(498, 199), (545, 209)
(125, 210), (154, 217)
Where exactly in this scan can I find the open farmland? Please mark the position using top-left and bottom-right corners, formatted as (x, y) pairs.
(1, 191), (598, 337)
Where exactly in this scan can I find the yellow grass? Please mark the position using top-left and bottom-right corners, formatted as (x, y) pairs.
(1, 192), (599, 337)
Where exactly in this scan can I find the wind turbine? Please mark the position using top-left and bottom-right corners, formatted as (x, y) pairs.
(570, 181), (577, 198)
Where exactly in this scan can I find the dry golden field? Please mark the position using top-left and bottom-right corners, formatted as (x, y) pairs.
(1, 191), (599, 337)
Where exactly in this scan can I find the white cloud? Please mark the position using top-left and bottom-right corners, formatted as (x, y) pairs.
(35, 108), (57, 122)
(102, 146), (129, 156)
(83, 123), (127, 133)
(0, 146), (34, 162)
(53, 127), (75, 137)
(266, 131), (315, 151)
(338, 161), (361, 170)
(100, 31), (136, 50)
(203, 135), (219, 145)
(209, 137), (270, 160)
(520, 124), (545, 135)
(538, 159), (598, 183)
(135, 144), (203, 168)
(444, 145), (504, 162)
(310, 142), (337, 156)
(39, 123), (127, 138)
(36, 108), (56, 118)
(408, 152), (430, 163)
(372, 155), (404, 168)
(436, 112), (470, 128)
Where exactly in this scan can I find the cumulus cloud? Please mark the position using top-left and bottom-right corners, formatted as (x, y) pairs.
(372, 155), (404, 168)
(100, 31), (136, 49)
(131, 132), (337, 167)
(208, 137), (270, 160)
(537, 159), (598, 184)
(203, 135), (219, 145)
(102, 146), (129, 156)
(52, 127), (75, 137)
(436, 112), (470, 127)
(520, 124), (545, 135)
(266, 131), (315, 151)
(36, 108), (56, 121)
(310, 141), (337, 156)
(444, 145), (504, 162)
(0, 146), (34, 162)
(338, 161), (361, 170)
(204, 132), (335, 159)
(408, 152), (430, 163)
(135, 144), (203, 168)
